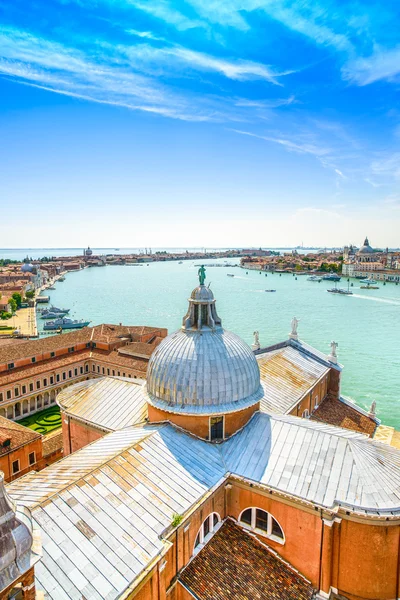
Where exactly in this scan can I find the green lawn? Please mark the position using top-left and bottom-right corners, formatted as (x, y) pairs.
(19, 405), (62, 435)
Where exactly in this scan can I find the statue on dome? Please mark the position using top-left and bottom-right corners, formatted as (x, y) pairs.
(198, 265), (206, 286)
(252, 331), (260, 351)
(290, 317), (299, 339)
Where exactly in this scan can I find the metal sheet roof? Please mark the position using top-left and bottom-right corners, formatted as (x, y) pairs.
(57, 377), (148, 431)
(8, 425), (225, 600)
(221, 412), (400, 514)
(7, 415), (400, 599)
(257, 344), (330, 414)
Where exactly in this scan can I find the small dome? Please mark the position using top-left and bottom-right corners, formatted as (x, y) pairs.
(190, 285), (214, 302)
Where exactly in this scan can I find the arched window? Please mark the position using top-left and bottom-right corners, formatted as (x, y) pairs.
(239, 508), (284, 544)
(193, 512), (221, 555)
(302, 409), (310, 419)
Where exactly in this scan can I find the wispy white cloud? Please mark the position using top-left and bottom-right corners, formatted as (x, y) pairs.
(335, 168), (346, 179)
(231, 128), (332, 158)
(342, 46), (400, 86)
(235, 95), (296, 108)
(124, 0), (206, 31)
(0, 25), (293, 122)
(125, 29), (166, 42)
(370, 153), (400, 179)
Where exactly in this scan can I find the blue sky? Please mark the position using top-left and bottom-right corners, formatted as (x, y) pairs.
(0, 0), (399, 248)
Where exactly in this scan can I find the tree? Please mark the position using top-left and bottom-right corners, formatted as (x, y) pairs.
(9, 298), (17, 313)
(25, 290), (35, 299)
(12, 292), (22, 308)
(0, 311), (12, 320)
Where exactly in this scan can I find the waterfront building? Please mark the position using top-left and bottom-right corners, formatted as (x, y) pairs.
(2, 273), (396, 600)
(342, 237), (400, 281)
(0, 324), (167, 422)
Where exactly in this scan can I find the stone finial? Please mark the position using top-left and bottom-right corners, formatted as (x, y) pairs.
(289, 317), (299, 340)
(368, 401), (377, 418)
(252, 331), (260, 351)
(328, 341), (338, 363)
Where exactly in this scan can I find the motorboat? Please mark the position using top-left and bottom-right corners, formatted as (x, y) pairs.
(39, 310), (68, 319)
(327, 288), (353, 295)
(360, 277), (377, 284)
(322, 274), (341, 281)
(39, 305), (70, 314)
(307, 275), (322, 282)
(265, 289), (276, 292)
(227, 274), (235, 277)
(44, 318), (90, 331)
(361, 284), (379, 289)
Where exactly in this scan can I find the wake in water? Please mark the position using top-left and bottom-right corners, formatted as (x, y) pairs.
(352, 294), (400, 306)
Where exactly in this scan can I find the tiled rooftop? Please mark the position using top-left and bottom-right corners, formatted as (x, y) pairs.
(179, 519), (315, 600)
(311, 395), (377, 437)
(0, 414), (41, 455)
(0, 324), (165, 364)
(42, 430), (63, 457)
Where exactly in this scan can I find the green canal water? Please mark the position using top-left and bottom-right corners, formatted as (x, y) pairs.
(38, 259), (400, 428)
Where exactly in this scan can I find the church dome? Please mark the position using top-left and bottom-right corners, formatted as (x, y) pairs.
(146, 273), (263, 414)
(21, 258), (34, 273)
(358, 237), (374, 254)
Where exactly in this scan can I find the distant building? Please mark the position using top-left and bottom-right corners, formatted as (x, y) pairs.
(83, 246), (93, 258)
(242, 248), (272, 256)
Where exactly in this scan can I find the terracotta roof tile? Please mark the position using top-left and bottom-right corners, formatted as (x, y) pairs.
(0, 324), (166, 364)
(311, 395), (376, 437)
(42, 430), (63, 457)
(0, 415), (41, 455)
(0, 351), (92, 385)
(179, 519), (315, 600)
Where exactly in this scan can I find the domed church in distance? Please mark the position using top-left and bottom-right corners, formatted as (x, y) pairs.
(3, 270), (400, 600)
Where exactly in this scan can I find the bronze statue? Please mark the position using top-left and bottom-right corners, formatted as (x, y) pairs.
(198, 265), (206, 286)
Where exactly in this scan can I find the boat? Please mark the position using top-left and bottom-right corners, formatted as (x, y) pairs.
(327, 288), (353, 295)
(307, 275), (322, 282)
(39, 305), (70, 314)
(361, 284), (379, 289)
(43, 318), (91, 331)
(47, 286), (56, 290)
(265, 289), (276, 292)
(39, 310), (68, 319)
(178, 261), (183, 264)
(322, 274), (341, 281)
(58, 276), (65, 282)
(360, 277), (377, 284)
(227, 274), (235, 277)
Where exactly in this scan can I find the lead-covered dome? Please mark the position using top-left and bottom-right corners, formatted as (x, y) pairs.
(358, 236), (374, 254)
(146, 275), (263, 414)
